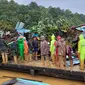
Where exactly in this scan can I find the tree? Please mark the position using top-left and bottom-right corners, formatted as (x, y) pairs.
(29, 2), (39, 10)
(0, 1), (84, 35)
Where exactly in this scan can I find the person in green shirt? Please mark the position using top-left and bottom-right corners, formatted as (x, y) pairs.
(18, 36), (24, 61)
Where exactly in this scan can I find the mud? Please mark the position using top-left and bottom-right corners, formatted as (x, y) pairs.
(0, 70), (84, 85)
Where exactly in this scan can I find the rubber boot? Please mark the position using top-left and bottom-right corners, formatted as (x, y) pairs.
(1, 53), (5, 64)
(80, 59), (84, 70)
(19, 49), (24, 61)
(14, 56), (17, 64)
(5, 53), (8, 64)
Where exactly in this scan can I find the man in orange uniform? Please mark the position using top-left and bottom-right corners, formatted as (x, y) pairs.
(24, 37), (29, 62)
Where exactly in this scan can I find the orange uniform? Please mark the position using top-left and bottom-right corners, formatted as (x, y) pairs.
(24, 40), (28, 54)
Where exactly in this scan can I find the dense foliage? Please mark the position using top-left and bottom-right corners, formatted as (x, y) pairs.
(0, 0), (85, 36)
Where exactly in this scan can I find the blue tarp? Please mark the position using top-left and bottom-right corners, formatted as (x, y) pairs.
(32, 34), (39, 37)
(15, 22), (24, 30)
(17, 29), (30, 34)
(2, 78), (50, 85)
(76, 26), (85, 31)
(16, 78), (50, 85)
(15, 22), (30, 34)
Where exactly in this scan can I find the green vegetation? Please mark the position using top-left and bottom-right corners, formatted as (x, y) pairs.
(0, 0), (85, 35)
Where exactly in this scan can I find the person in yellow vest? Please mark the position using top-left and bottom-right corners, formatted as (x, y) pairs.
(50, 34), (56, 65)
(78, 34), (85, 70)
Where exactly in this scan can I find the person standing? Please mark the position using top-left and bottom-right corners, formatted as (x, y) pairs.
(18, 36), (24, 61)
(57, 38), (66, 69)
(55, 36), (61, 67)
(50, 34), (56, 65)
(32, 37), (38, 60)
(24, 37), (29, 62)
(0, 38), (8, 64)
(78, 34), (85, 70)
(28, 39), (33, 62)
(8, 37), (18, 64)
(66, 42), (73, 67)
(40, 36), (50, 66)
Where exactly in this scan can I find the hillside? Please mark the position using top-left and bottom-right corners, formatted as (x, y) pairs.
(0, 0), (85, 35)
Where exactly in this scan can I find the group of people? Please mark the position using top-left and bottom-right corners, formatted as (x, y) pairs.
(50, 34), (73, 68)
(1, 34), (73, 68)
(41, 33), (85, 70)
(1, 35), (40, 64)
(1, 33), (85, 70)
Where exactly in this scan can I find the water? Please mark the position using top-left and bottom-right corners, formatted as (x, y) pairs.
(0, 70), (84, 85)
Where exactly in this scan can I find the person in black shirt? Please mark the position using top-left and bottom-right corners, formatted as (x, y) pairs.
(32, 37), (38, 60)
(28, 39), (33, 62)
(0, 38), (8, 64)
(9, 37), (18, 64)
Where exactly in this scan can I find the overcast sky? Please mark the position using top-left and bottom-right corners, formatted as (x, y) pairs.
(13, 0), (85, 14)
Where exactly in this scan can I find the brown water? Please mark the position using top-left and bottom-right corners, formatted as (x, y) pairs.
(0, 70), (84, 85)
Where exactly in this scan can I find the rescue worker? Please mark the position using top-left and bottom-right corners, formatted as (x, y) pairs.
(78, 34), (85, 70)
(24, 37), (29, 62)
(18, 36), (24, 61)
(40, 36), (50, 66)
(50, 34), (56, 65)
(57, 38), (66, 69)
(55, 36), (61, 67)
